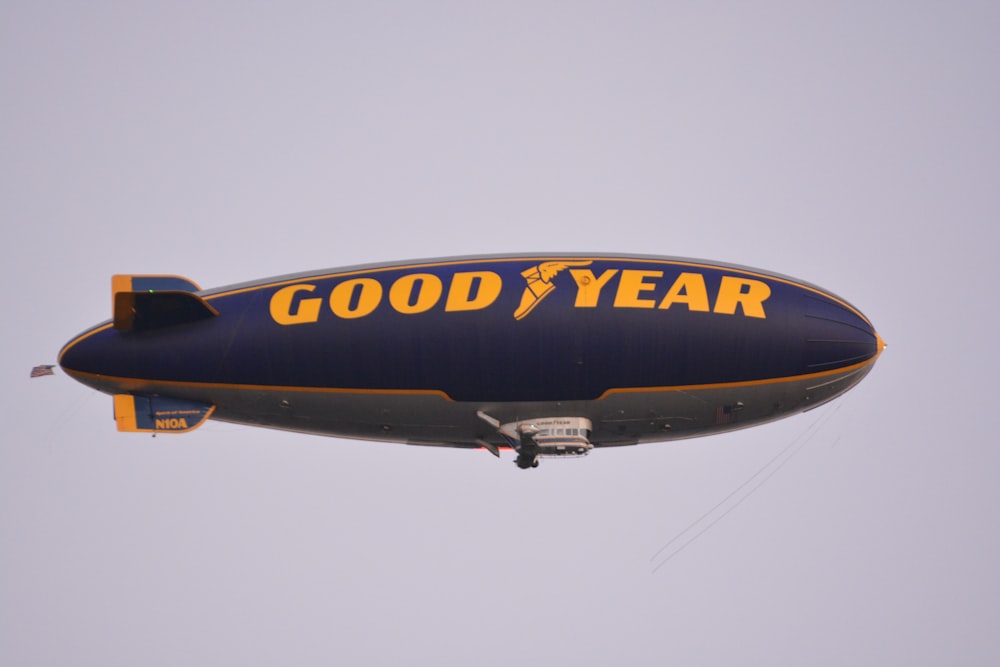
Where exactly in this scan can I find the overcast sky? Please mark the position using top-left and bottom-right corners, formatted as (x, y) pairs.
(3, 2), (998, 665)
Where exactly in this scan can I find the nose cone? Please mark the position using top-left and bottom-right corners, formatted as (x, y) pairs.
(803, 293), (883, 372)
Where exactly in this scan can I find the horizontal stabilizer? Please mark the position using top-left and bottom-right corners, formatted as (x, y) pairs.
(114, 394), (215, 434)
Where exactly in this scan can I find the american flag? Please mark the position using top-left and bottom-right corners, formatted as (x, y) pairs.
(30, 364), (55, 378)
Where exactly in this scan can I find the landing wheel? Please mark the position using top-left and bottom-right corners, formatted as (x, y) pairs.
(516, 453), (539, 469)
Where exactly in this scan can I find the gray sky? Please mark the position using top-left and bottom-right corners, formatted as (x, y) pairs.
(3, 2), (998, 665)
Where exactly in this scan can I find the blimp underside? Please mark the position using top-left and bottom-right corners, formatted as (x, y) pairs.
(58, 256), (884, 469)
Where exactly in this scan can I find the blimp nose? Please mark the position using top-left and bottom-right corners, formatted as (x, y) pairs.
(802, 296), (883, 372)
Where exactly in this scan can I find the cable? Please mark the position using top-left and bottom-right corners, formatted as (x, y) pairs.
(650, 403), (843, 572)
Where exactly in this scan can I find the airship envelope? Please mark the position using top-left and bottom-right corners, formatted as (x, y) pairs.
(59, 254), (884, 468)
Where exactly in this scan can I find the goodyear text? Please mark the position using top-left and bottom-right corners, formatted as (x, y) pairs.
(269, 266), (771, 325)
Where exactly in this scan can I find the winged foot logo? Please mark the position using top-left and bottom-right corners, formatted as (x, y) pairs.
(514, 260), (594, 320)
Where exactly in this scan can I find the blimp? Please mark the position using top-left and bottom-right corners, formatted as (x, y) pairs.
(58, 254), (884, 469)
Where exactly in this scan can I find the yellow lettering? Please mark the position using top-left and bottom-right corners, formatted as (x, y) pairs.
(659, 272), (710, 312)
(156, 418), (188, 429)
(270, 284), (322, 325)
(569, 269), (619, 307)
(713, 276), (771, 318)
(330, 278), (382, 319)
(614, 270), (662, 309)
(445, 271), (502, 311)
(389, 273), (442, 314)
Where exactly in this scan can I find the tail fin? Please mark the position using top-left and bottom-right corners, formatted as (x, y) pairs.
(112, 274), (202, 295)
(114, 394), (215, 433)
(112, 274), (217, 332)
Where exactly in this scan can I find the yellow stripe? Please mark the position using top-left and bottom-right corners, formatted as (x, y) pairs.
(597, 354), (879, 400)
(65, 351), (879, 405)
(65, 369), (456, 400)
